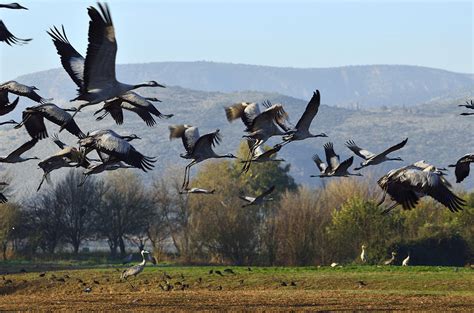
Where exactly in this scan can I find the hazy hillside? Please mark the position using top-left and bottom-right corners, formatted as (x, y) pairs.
(14, 62), (474, 109)
(1, 67), (474, 200)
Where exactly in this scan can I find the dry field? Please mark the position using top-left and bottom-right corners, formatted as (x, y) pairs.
(0, 265), (473, 311)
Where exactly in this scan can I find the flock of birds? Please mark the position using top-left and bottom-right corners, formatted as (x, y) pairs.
(0, 2), (473, 276)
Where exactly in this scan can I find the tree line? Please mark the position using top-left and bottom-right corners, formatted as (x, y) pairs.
(0, 142), (472, 266)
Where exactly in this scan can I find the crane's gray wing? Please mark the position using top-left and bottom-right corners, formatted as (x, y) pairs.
(23, 112), (48, 139)
(83, 3), (117, 92)
(452, 154), (474, 183)
(50, 133), (67, 149)
(259, 185), (275, 198)
(345, 140), (375, 160)
(7, 138), (38, 158)
(378, 138), (408, 157)
(47, 25), (85, 91)
(0, 20), (31, 45)
(400, 170), (465, 212)
(312, 154), (327, 173)
(334, 156), (354, 175)
(192, 129), (221, 155)
(295, 90), (321, 131)
(96, 133), (156, 172)
(323, 142), (340, 171)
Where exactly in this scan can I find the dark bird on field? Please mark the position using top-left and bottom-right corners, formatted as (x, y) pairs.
(223, 268), (235, 274)
(282, 90), (327, 144)
(345, 138), (408, 170)
(357, 280), (367, 288)
(377, 160), (465, 214)
(448, 154), (474, 183)
(310, 143), (361, 178)
(0, 138), (38, 163)
(240, 185), (275, 207)
(0, 81), (49, 103)
(215, 270), (223, 276)
(169, 125), (236, 189)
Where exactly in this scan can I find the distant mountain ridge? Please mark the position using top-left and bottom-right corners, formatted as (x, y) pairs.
(1, 64), (474, 199)
(15, 61), (474, 109)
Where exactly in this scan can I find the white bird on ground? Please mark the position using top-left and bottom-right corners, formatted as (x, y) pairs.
(345, 138), (408, 170)
(360, 245), (367, 263)
(402, 253), (410, 266)
(384, 252), (397, 265)
(377, 160), (464, 214)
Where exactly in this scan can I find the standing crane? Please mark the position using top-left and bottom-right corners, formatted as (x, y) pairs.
(169, 125), (236, 189)
(121, 250), (152, 289)
(384, 252), (397, 265)
(402, 253), (410, 266)
(360, 245), (367, 263)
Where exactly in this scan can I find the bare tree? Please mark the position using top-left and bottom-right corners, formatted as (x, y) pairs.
(93, 171), (154, 257)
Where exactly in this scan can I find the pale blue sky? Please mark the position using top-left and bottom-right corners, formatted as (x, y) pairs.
(0, 0), (472, 81)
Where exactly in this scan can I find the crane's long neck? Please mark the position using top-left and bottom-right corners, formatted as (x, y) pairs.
(310, 132), (327, 138)
(140, 252), (147, 266)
